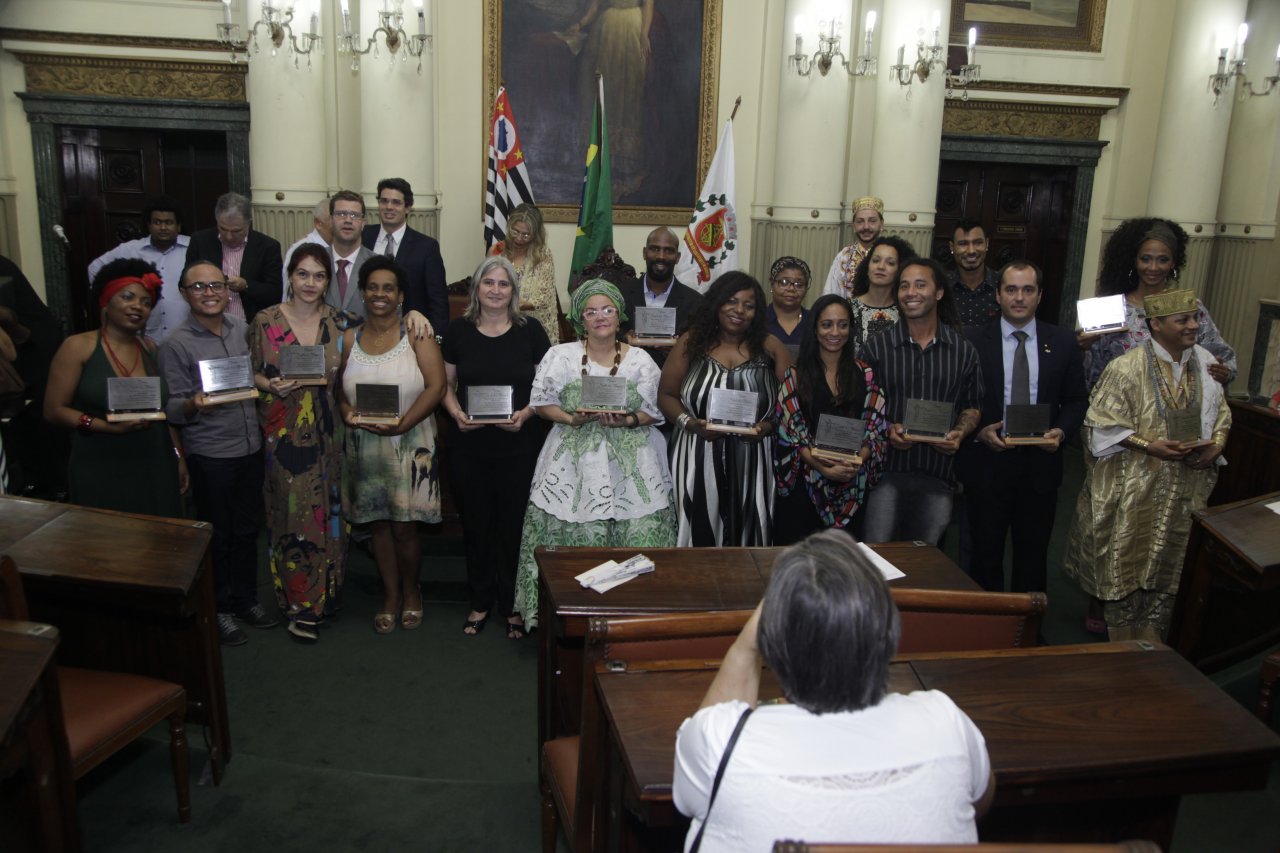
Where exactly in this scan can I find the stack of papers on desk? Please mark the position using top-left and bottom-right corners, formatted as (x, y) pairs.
(575, 554), (655, 593)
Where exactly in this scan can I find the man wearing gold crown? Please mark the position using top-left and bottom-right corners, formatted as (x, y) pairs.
(1062, 289), (1231, 642)
(823, 196), (885, 301)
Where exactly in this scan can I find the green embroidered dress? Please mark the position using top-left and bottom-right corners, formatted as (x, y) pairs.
(513, 343), (676, 627)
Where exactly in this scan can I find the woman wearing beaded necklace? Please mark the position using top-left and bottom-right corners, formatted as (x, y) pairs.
(44, 258), (186, 515)
(510, 279), (675, 633)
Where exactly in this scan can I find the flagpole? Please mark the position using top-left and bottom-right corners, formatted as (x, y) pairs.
(730, 96), (741, 121)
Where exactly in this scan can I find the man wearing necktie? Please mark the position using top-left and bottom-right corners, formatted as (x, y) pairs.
(324, 190), (376, 317)
(957, 261), (1087, 593)
(362, 177), (448, 340)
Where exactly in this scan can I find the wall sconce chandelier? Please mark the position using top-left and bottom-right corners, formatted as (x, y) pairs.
(216, 0), (432, 73)
(337, 0), (431, 73)
(890, 12), (946, 95)
(789, 12), (877, 78)
(217, 1), (322, 67)
(1208, 24), (1280, 103)
(946, 27), (982, 99)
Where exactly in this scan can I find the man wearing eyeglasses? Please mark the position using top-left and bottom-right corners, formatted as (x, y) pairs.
(184, 192), (283, 325)
(618, 227), (703, 368)
(159, 261), (276, 647)
(324, 190), (377, 316)
(362, 177), (448, 340)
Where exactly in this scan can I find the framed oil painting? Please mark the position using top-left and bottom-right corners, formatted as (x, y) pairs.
(949, 0), (1107, 52)
(1248, 300), (1280, 409)
(482, 0), (721, 224)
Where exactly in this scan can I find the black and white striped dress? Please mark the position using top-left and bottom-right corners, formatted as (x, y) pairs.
(670, 352), (778, 546)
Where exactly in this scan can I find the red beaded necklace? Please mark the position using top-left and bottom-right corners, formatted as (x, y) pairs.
(101, 330), (142, 377)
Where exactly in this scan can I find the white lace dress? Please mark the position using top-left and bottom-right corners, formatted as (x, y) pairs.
(674, 691), (990, 852)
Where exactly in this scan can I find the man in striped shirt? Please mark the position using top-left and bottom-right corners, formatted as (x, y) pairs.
(859, 257), (983, 545)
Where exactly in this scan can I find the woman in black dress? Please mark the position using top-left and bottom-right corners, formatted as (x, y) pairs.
(441, 256), (551, 638)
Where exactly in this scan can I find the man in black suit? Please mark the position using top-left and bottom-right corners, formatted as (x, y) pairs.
(617, 227), (702, 368)
(956, 260), (1087, 593)
(362, 177), (448, 339)
(184, 192), (283, 323)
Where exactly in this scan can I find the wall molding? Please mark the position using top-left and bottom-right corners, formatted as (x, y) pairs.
(14, 51), (246, 102)
(0, 27), (228, 53)
(943, 100), (1110, 141)
(0, 193), (18, 262)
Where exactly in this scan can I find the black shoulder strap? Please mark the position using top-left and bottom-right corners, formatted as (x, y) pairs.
(689, 706), (754, 853)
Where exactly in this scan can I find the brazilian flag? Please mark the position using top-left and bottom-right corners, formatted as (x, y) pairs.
(570, 73), (613, 284)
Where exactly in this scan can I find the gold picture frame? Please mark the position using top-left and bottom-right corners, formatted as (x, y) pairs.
(481, 0), (721, 225)
(949, 0), (1107, 53)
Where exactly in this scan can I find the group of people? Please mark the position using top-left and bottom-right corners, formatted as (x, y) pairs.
(40, 183), (1234, 655)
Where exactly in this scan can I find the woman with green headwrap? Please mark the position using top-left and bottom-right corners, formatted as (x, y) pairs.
(511, 279), (676, 634)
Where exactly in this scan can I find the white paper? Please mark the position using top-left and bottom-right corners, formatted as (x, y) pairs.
(574, 554), (655, 593)
(1076, 295), (1126, 332)
(1265, 500), (1280, 516)
(856, 542), (906, 581)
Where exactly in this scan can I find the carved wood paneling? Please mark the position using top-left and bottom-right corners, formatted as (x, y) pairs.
(943, 100), (1106, 141)
(15, 53), (246, 102)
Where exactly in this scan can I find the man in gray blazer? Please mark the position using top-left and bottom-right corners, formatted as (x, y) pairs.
(324, 190), (376, 318)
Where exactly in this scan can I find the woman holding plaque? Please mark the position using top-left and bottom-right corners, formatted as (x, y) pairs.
(247, 243), (347, 644)
(510, 279), (675, 635)
(491, 204), (561, 341)
(1084, 217), (1235, 390)
(441, 256), (551, 637)
(44, 258), (186, 516)
(337, 257), (446, 635)
(773, 295), (889, 544)
(848, 236), (917, 354)
(660, 272), (792, 547)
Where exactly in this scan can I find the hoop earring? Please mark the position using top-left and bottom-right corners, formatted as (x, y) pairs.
(1171, 268), (1179, 282)
(1128, 268), (1136, 286)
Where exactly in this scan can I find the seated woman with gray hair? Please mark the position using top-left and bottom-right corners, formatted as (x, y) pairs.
(673, 529), (994, 851)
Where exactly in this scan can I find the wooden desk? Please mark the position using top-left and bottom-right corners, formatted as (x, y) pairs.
(535, 543), (976, 743)
(1169, 491), (1280, 671)
(0, 495), (229, 782)
(0, 620), (79, 853)
(595, 643), (1280, 851)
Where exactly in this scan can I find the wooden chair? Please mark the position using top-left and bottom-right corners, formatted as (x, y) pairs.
(540, 610), (750, 853)
(895, 588), (1046, 654)
(773, 842), (1163, 852)
(0, 555), (192, 823)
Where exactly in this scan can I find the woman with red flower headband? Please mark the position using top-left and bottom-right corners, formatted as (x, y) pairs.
(44, 258), (187, 515)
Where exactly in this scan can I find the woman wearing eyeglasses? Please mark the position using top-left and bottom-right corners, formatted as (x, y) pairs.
(510, 279), (675, 634)
(44, 258), (186, 516)
(492, 204), (561, 342)
(764, 256), (811, 353)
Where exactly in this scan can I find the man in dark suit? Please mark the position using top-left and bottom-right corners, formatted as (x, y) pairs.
(956, 260), (1087, 593)
(184, 192), (283, 323)
(617, 227), (702, 368)
(362, 177), (448, 339)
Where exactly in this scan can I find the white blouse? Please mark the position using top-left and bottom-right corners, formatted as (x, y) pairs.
(528, 342), (672, 523)
(674, 691), (990, 852)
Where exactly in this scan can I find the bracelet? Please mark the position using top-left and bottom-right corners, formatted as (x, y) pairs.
(627, 413), (638, 428)
(1124, 434), (1150, 452)
(77, 413), (94, 434)
(677, 412), (691, 431)
(173, 445), (186, 460)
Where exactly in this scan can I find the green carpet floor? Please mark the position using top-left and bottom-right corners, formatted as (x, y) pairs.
(69, 446), (1279, 852)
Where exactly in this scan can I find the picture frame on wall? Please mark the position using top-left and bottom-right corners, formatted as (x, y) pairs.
(482, 0), (722, 225)
(1248, 300), (1280, 410)
(948, 0), (1107, 53)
